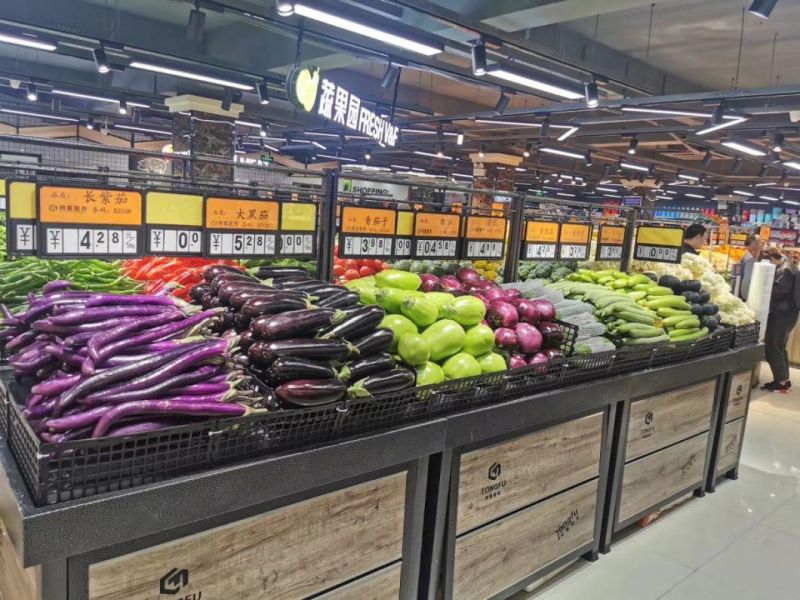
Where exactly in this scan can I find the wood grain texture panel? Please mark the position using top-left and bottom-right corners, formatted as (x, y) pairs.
(0, 523), (40, 600)
(618, 432), (708, 524)
(88, 472), (407, 600)
(717, 418), (745, 472)
(626, 380), (715, 462)
(452, 479), (598, 600)
(457, 413), (603, 534)
(726, 372), (752, 423)
(314, 562), (401, 600)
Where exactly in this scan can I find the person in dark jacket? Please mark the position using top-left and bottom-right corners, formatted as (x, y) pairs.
(682, 223), (707, 256)
(762, 247), (799, 392)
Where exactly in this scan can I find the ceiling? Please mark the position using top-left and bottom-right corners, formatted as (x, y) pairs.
(0, 0), (799, 204)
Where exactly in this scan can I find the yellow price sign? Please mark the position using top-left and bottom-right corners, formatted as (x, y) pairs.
(414, 213), (461, 238)
(637, 226), (684, 247)
(39, 186), (142, 226)
(560, 223), (591, 245)
(7, 180), (37, 255)
(465, 216), (506, 240)
(599, 225), (626, 245)
(206, 197), (279, 231)
(525, 220), (560, 243)
(146, 191), (204, 256)
(340, 206), (396, 235)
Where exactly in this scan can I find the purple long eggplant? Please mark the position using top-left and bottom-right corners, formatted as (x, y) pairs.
(42, 280), (73, 294)
(84, 294), (179, 308)
(248, 338), (354, 365)
(216, 281), (272, 304)
(317, 305), (384, 341)
(251, 309), (341, 341)
(338, 353), (395, 382)
(92, 400), (256, 438)
(229, 288), (307, 310)
(267, 356), (337, 383)
(251, 266), (310, 280)
(87, 311), (185, 362)
(106, 419), (183, 437)
(80, 364), (223, 405)
(210, 272), (257, 292)
(49, 305), (177, 326)
(275, 379), (346, 407)
(347, 368), (416, 398)
(5, 329), (38, 353)
(350, 328), (394, 357)
(204, 264), (244, 282)
(241, 296), (311, 319)
(32, 372), (81, 396)
(47, 405), (113, 432)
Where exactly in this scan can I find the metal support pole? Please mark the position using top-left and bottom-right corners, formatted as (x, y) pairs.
(504, 194), (525, 283)
(620, 208), (638, 272)
(319, 169), (339, 282)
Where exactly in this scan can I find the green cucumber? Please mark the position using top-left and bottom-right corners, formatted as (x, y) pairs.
(670, 327), (709, 342)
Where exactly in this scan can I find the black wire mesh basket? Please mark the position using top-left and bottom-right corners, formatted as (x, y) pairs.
(730, 322), (761, 348)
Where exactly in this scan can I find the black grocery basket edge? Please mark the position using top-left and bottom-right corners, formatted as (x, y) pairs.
(728, 321), (761, 349)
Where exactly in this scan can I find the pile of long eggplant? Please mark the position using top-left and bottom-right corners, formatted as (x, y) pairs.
(0, 280), (264, 442)
(191, 266), (416, 407)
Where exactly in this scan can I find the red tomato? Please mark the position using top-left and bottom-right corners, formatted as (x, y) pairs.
(334, 257), (344, 266)
(359, 266), (375, 277)
(344, 268), (361, 280)
(343, 259), (359, 270)
(371, 259), (384, 271)
(333, 264), (345, 276)
(381, 262), (392, 271)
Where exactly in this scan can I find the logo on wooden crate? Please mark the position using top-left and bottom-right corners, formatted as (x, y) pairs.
(481, 462), (507, 500)
(159, 568), (195, 597)
(488, 462), (502, 480)
(640, 411), (656, 439)
(725, 435), (739, 453)
(554, 509), (580, 541)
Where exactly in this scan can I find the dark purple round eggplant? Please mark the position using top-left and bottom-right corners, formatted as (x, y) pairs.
(317, 291), (360, 309)
(239, 329), (255, 352)
(232, 312), (252, 332)
(270, 279), (330, 291)
(275, 379), (346, 407)
(251, 309), (340, 340)
(338, 353), (395, 382)
(216, 281), (270, 304)
(229, 288), (307, 310)
(210, 272), (257, 292)
(233, 353), (251, 369)
(309, 285), (348, 300)
(204, 264), (244, 282)
(318, 305), (384, 340)
(268, 356), (337, 383)
(350, 328), (393, 357)
(348, 368), (416, 397)
(189, 283), (212, 302)
(248, 338), (353, 365)
(200, 292), (217, 310)
(242, 296), (311, 319)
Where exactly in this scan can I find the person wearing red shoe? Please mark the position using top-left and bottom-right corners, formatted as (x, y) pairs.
(762, 247), (799, 393)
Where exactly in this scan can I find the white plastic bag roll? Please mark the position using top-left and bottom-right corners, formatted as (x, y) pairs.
(746, 260), (775, 342)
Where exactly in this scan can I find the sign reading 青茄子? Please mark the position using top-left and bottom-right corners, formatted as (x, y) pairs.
(286, 67), (399, 148)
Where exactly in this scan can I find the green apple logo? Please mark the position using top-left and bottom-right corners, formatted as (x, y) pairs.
(288, 66), (321, 113)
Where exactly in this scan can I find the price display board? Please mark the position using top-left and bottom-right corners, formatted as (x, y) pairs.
(338, 206), (397, 258)
(634, 223), (684, 263)
(558, 222), (593, 260)
(769, 227), (798, 247)
(278, 202), (318, 258)
(522, 219), (560, 260)
(729, 231), (748, 247)
(394, 210), (414, 258)
(203, 196), (279, 258)
(6, 179), (36, 255)
(146, 191), (204, 256)
(0, 179), (5, 212)
(463, 215), (507, 260)
(37, 184), (143, 258)
(595, 224), (626, 261)
(412, 212), (461, 259)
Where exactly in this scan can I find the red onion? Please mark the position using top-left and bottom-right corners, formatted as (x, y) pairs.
(539, 322), (564, 349)
(456, 268), (482, 286)
(504, 288), (522, 302)
(484, 288), (507, 303)
(494, 327), (518, 350)
(436, 275), (465, 296)
(528, 352), (549, 374)
(515, 322), (543, 354)
(475, 279), (496, 290)
(531, 299), (556, 321)
(509, 353), (528, 369)
(420, 273), (440, 293)
(543, 348), (564, 360)
(489, 301), (519, 329)
(471, 292), (492, 311)
(513, 298), (541, 324)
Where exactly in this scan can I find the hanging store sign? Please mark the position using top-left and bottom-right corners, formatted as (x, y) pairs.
(412, 212), (461, 259)
(6, 179), (36, 255)
(203, 196), (279, 259)
(338, 206), (397, 258)
(729, 231), (748, 247)
(595, 224), (626, 261)
(278, 202), (318, 258)
(394, 211), (414, 258)
(623, 196), (643, 207)
(339, 178), (409, 201)
(522, 219), (560, 260)
(558, 222), (593, 260)
(634, 222), (684, 263)
(145, 191), (204, 256)
(37, 185), (143, 258)
(463, 215), (507, 260)
(287, 67), (399, 147)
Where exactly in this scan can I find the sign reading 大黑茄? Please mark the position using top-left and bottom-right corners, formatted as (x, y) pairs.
(287, 67), (399, 148)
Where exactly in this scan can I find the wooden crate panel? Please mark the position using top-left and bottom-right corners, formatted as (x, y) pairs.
(0, 522), (40, 600)
(315, 562), (401, 600)
(626, 380), (716, 461)
(88, 472), (407, 600)
(726, 371), (752, 422)
(457, 413), (603, 534)
(717, 418), (745, 473)
(618, 432), (708, 525)
(452, 479), (598, 600)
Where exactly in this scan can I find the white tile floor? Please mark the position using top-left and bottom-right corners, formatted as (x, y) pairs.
(515, 362), (800, 600)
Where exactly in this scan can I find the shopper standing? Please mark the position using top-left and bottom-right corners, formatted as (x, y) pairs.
(762, 247), (799, 392)
(682, 223), (707, 256)
(739, 234), (764, 301)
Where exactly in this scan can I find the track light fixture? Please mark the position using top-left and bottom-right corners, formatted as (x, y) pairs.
(711, 103), (725, 126)
(540, 117), (551, 137)
(627, 136), (638, 155)
(456, 132), (464, 146)
(780, 170), (789, 186)
(478, 144), (486, 158)
(118, 99), (127, 114)
(436, 144), (445, 158)
(275, 0), (294, 16)
(26, 83), (37, 102)
(758, 164), (768, 178)
(773, 132), (784, 152)
(523, 143), (532, 158)
(365, 147), (372, 160)
(494, 92), (510, 115)
(702, 151), (713, 166)
(584, 80), (599, 108)
(187, 5), (206, 44)
(381, 63), (401, 89)
(471, 39), (487, 76)
(221, 90), (232, 111)
(257, 80), (270, 105)
(86, 116), (95, 130)
(748, 0), (778, 19)
(92, 46), (110, 74)
(732, 156), (743, 173)
(584, 151), (593, 166)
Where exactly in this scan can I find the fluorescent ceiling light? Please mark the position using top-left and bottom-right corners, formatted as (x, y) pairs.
(474, 119), (543, 128)
(390, 164), (410, 170)
(317, 153), (356, 162)
(52, 89), (148, 108)
(596, 186), (619, 192)
(514, 167), (526, 172)
(721, 139), (767, 156)
(784, 200), (800, 206)
(304, 131), (340, 138)
(783, 161), (800, 171)
(540, 147), (584, 160)
(620, 161), (650, 172)
(402, 128), (437, 134)
(666, 190), (678, 194)
(0, 108), (78, 122)
(129, 61), (253, 90)
(678, 172), (700, 181)
(484, 65), (582, 100)
(621, 106), (711, 119)
(733, 189), (754, 197)
(746, 200), (769, 205)
(235, 120), (263, 128)
(452, 172), (474, 179)
(556, 192), (576, 198)
(291, 4), (443, 56)
(456, 133), (464, 145)
(114, 124), (171, 135)
(696, 117), (748, 136)
(311, 140), (326, 149)
(413, 150), (452, 160)
(557, 126), (579, 141)
(263, 144), (281, 152)
(656, 195), (672, 200)
(685, 193), (707, 199)
(760, 195), (780, 201)
(0, 32), (56, 51)
(754, 182), (775, 187)
(542, 186), (562, 192)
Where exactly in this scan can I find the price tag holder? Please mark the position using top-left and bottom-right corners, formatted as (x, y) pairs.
(338, 206), (397, 258)
(146, 191), (204, 256)
(462, 215), (507, 260)
(37, 184), (143, 258)
(6, 179), (37, 256)
(0, 179), (6, 212)
(729, 232), (748, 247)
(412, 212), (461, 259)
(203, 196), (279, 259)
(596, 224), (626, 261)
(558, 222), (593, 260)
(278, 202), (318, 258)
(634, 223), (684, 263)
(522, 219), (560, 260)
(394, 210), (414, 258)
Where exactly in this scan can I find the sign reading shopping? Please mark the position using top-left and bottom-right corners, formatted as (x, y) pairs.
(287, 67), (399, 148)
